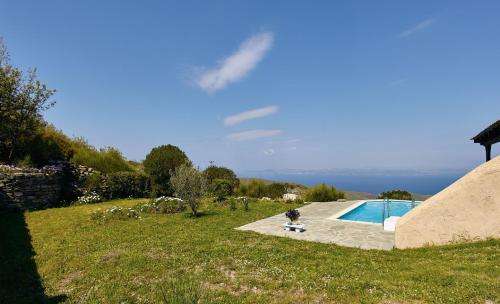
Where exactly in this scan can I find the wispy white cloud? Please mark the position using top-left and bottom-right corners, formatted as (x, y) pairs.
(399, 18), (435, 38)
(263, 148), (275, 156)
(224, 106), (279, 126)
(227, 129), (283, 141)
(286, 139), (300, 143)
(194, 32), (274, 93)
(290, 146), (297, 150)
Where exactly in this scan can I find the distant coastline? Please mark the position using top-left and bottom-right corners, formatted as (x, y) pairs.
(239, 172), (464, 195)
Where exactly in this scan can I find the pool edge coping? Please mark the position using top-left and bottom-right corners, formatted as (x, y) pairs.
(327, 199), (423, 225)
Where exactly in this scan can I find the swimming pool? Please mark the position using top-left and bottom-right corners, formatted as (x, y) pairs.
(338, 200), (420, 224)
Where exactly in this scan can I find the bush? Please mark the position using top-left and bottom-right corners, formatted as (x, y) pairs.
(84, 172), (149, 199)
(240, 196), (250, 211)
(71, 138), (135, 174)
(84, 172), (106, 195)
(303, 183), (345, 202)
(74, 192), (103, 205)
(143, 145), (190, 196)
(265, 183), (287, 199)
(228, 197), (237, 211)
(106, 172), (150, 199)
(210, 179), (234, 201)
(235, 179), (266, 198)
(136, 197), (186, 214)
(29, 124), (74, 166)
(91, 206), (141, 223)
(378, 190), (412, 200)
(203, 165), (239, 198)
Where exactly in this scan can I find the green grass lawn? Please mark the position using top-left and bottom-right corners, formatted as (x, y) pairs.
(1, 199), (499, 303)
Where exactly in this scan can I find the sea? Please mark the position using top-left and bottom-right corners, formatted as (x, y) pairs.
(240, 172), (464, 195)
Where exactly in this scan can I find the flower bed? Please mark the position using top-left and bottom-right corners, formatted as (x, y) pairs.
(136, 196), (186, 214)
(91, 206), (141, 223)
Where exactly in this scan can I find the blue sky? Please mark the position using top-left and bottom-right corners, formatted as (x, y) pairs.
(1, 0), (499, 173)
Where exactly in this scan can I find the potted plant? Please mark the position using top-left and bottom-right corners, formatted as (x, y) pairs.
(285, 209), (300, 224)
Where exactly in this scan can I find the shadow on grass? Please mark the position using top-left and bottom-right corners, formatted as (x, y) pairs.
(183, 210), (219, 219)
(0, 212), (67, 304)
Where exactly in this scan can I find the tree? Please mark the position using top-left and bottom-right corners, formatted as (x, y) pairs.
(378, 190), (412, 200)
(203, 165), (239, 198)
(0, 38), (55, 163)
(143, 145), (190, 196)
(170, 164), (206, 217)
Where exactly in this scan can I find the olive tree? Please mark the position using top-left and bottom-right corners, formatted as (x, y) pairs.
(169, 164), (206, 217)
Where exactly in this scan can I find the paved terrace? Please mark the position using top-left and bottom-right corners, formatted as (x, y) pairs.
(236, 201), (395, 250)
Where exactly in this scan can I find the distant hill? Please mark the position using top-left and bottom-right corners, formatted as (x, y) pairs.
(344, 190), (431, 201)
(239, 177), (432, 201)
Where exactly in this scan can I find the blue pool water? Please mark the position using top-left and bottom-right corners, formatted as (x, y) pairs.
(338, 200), (420, 224)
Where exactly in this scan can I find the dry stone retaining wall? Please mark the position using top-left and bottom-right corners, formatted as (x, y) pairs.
(0, 163), (94, 211)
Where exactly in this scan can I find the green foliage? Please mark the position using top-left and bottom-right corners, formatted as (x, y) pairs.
(303, 183), (345, 202)
(136, 197), (186, 214)
(203, 165), (239, 199)
(265, 182), (287, 199)
(169, 164), (206, 217)
(106, 172), (150, 199)
(228, 197), (237, 211)
(0, 39), (55, 163)
(235, 179), (287, 199)
(241, 196), (250, 211)
(378, 189), (413, 200)
(70, 138), (135, 174)
(236, 179), (266, 198)
(29, 124), (74, 166)
(210, 179), (234, 201)
(84, 172), (149, 199)
(143, 145), (190, 196)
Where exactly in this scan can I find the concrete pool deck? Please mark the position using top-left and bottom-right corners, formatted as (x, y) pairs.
(236, 201), (395, 250)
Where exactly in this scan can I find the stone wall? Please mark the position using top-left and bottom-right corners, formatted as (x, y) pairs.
(0, 163), (94, 211)
(395, 156), (500, 248)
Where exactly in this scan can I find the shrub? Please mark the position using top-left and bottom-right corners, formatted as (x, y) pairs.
(378, 190), (412, 200)
(240, 196), (249, 211)
(285, 209), (300, 222)
(106, 172), (150, 199)
(143, 145), (190, 196)
(84, 172), (149, 199)
(235, 179), (266, 198)
(303, 183), (345, 202)
(228, 197), (237, 211)
(29, 124), (74, 166)
(210, 179), (233, 201)
(136, 197), (186, 214)
(75, 192), (103, 205)
(203, 165), (239, 197)
(265, 183), (287, 199)
(84, 172), (106, 195)
(71, 138), (135, 174)
(91, 206), (141, 223)
(169, 164), (206, 217)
